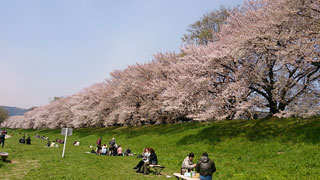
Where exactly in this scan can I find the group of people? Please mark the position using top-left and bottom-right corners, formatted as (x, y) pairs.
(1, 130), (216, 179)
(95, 136), (216, 178)
(133, 147), (158, 175)
(19, 134), (31, 145)
(181, 152), (216, 180)
(94, 137), (131, 156)
(45, 140), (59, 147)
(34, 134), (49, 141)
(35, 134), (67, 148)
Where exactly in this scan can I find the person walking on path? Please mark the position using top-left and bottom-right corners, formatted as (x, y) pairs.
(196, 152), (216, 180)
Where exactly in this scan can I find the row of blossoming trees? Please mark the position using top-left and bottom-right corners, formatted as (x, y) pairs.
(2, 0), (320, 129)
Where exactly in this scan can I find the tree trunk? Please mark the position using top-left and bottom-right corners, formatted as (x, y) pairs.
(269, 101), (279, 114)
(278, 102), (287, 111)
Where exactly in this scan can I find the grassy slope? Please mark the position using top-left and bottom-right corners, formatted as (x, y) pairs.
(0, 116), (319, 180)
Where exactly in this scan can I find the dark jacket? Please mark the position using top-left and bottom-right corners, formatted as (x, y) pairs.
(109, 139), (115, 147)
(26, 137), (31, 144)
(196, 156), (216, 176)
(0, 134), (5, 141)
(148, 152), (158, 165)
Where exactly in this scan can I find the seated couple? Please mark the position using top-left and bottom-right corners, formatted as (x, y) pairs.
(44, 141), (58, 147)
(133, 148), (158, 175)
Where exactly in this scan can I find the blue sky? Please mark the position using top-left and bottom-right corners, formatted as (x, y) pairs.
(0, 0), (243, 109)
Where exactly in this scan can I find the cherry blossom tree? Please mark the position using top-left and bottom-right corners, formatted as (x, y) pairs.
(221, 0), (320, 116)
(2, 0), (319, 129)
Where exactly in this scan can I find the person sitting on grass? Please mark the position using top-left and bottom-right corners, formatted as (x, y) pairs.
(141, 148), (158, 175)
(73, 141), (80, 146)
(45, 140), (51, 147)
(19, 136), (26, 144)
(133, 148), (150, 172)
(22, 136), (26, 143)
(26, 136), (31, 145)
(101, 144), (107, 151)
(181, 152), (196, 174)
(124, 148), (132, 156)
(100, 144), (108, 155)
(56, 139), (64, 144)
(117, 145), (123, 156)
(50, 141), (58, 147)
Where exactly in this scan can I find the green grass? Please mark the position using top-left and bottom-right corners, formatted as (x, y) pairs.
(1, 116), (320, 179)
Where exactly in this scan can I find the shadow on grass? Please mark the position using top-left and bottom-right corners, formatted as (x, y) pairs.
(75, 122), (203, 139)
(176, 116), (320, 146)
(123, 122), (202, 139)
(75, 126), (125, 138)
(14, 116), (319, 147)
(66, 116), (320, 146)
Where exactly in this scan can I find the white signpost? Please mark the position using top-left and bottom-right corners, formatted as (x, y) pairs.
(61, 128), (73, 158)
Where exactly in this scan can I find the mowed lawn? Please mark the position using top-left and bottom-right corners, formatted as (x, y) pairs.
(0, 117), (320, 180)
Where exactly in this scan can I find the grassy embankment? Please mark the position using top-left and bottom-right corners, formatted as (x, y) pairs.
(0, 116), (319, 180)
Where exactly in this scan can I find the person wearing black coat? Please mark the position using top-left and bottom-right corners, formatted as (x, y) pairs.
(142, 148), (158, 175)
(0, 131), (5, 148)
(196, 152), (216, 180)
(26, 136), (31, 145)
(19, 136), (26, 144)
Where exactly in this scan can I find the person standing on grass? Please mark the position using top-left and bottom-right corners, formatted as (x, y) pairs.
(0, 131), (6, 148)
(96, 136), (102, 153)
(181, 152), (196, 174)
(196, 152), (216, 180)
(109, 137), (116, 156)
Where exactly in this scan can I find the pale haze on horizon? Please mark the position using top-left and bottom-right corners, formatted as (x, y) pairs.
(0, 0), (244, 109)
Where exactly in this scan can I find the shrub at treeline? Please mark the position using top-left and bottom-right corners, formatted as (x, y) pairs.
(2, 0), (320, 129)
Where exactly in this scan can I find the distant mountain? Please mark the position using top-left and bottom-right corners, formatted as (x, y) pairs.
(0, 106), (28, 116)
